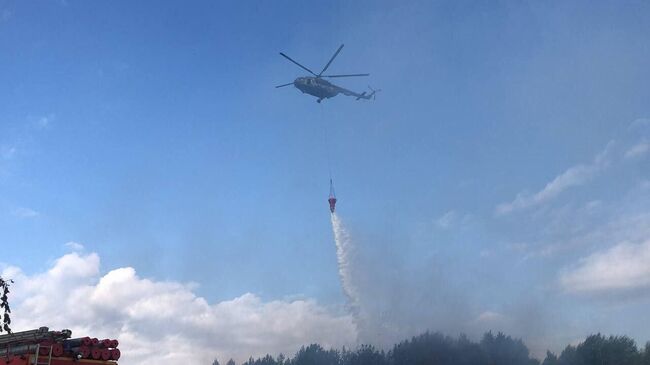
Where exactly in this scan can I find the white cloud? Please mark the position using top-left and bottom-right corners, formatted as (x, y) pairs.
(435, 211), (456, 229)
(584, 200), (602, 211)
(630, 118), (650, 130)
(496, 165), (598, 215)
(624, 141), (649, 159)
(64, 241), (85, 251)
(2, 252), (356, 365)
(35, 114), (54, 129)
(475, 311), (505, 323)
(496, 142), (614, 215)
(12, 207), (39, 218)
(1, 145), (16, 160)
(479, 249), (493, 258)
(560, 239), (650, 293)
(498, 120), (649, 216)
(433, 210), (472, 230)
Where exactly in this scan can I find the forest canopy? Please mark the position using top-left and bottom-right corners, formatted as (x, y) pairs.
(222, 331), (650, 365)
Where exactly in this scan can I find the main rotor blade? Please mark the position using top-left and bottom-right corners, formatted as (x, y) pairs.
(322, 73), (370, 78)
(318, 44), (344, 77)
(275, 82), (294, 88)
(279, 52), (317, 76)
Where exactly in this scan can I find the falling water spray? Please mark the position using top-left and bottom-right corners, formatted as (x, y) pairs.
(330, 213), (361, 317)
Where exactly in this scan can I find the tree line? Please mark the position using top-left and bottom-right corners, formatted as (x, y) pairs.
(214, 331), (650, 365)
(2, 275), (649, 365)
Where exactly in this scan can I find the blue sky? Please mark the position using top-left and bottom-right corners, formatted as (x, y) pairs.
(1, 1), (650, 362)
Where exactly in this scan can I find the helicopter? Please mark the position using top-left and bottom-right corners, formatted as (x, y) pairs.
(276, 44), (379, 103)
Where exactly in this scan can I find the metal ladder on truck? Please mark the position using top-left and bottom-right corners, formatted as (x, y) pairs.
(32, 343), (53, 365)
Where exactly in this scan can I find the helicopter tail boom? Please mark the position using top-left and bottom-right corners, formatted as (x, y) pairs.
(349, 86), (380, 101)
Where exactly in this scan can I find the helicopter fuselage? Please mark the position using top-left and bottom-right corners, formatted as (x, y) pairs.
(293, 77), (340, 101)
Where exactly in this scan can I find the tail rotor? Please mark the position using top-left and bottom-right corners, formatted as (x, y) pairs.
(368, 86), (381, 100)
